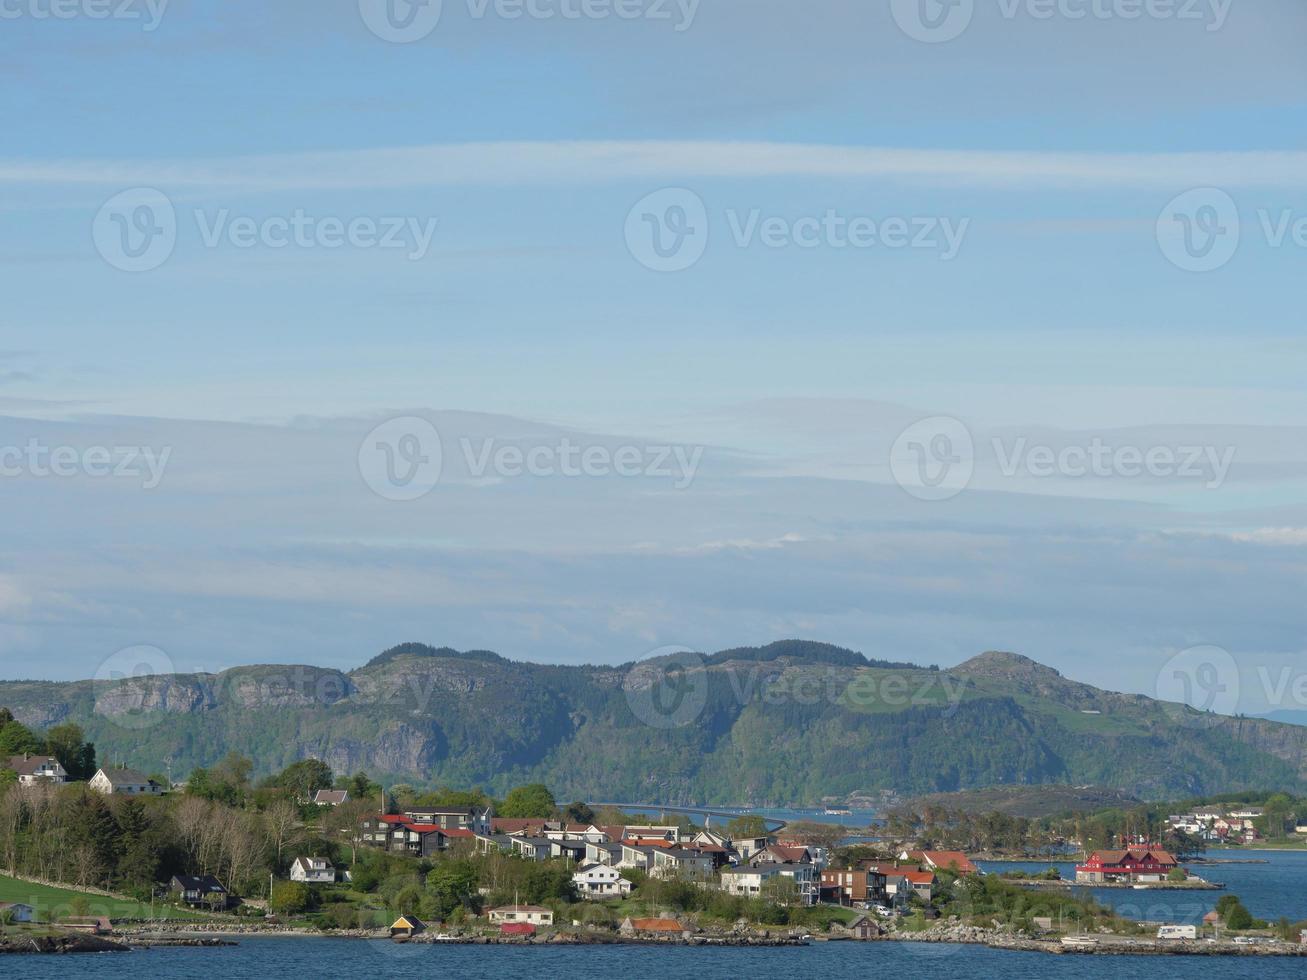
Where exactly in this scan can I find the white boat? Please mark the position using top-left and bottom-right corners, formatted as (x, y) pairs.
(1060, 936), (1099, 949)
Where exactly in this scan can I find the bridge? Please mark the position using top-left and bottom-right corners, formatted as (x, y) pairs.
(586, 802), (788, 833)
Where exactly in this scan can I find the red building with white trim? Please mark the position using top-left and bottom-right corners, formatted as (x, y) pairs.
(1074, 848), (1180, 883)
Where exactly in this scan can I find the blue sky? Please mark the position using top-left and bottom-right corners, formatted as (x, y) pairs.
(1, 1), (1306, 715)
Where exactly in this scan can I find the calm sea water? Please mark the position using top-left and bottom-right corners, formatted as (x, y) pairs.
(977, 849), (1307, 923)
(15, 936), (1307, 979)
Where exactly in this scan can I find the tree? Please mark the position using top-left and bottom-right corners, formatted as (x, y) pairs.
(263, 799), (304, 868)
(274, 759), (334, 801)
(342, 772), (381, 805)
(564, 801), (595, 824)
(270, 880), (312, 915)
(725, 815), (769, 838)
(44, 723), (96, 781)
(426, 860), (480, 918)
(1225, 902), (1253, 931)
(0, 720), (40, 758)
(500, 784), (556, 819)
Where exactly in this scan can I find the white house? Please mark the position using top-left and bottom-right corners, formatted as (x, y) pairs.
(721, 862), (818, 905)
(89, 767), (163, 796)
(572, 862), (633, 900)
(488, 904), (554, 926)
(6, 755), (67, 786)
(289, 856), (337, 884)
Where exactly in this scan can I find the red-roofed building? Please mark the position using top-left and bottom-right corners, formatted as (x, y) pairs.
(1075, 848), (1180, 884)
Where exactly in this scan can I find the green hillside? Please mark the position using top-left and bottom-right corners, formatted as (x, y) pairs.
(3, 642), (1305, 804)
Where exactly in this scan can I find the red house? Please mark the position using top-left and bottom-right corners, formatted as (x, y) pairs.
(1075, 848), (1179, 883)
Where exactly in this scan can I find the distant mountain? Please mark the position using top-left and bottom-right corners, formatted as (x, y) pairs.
(3, 641), (1306, 804)
(1258, 710), (1307, 728)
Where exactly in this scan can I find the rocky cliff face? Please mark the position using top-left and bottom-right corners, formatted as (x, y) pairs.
(2, 640), (1306, 801)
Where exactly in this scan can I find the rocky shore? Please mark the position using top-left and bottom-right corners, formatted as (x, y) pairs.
(886, 923), (1307, 956)
(0, 931), (129, 954)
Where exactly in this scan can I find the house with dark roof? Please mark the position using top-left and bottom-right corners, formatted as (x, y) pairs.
(169, 874), (230, 908)
(89, 767), (162, 796)
(312, 789), (349, 806)
(5, 755), (66, 786)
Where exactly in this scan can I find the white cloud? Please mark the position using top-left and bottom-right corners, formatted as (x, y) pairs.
(4, 142), (1307, 192)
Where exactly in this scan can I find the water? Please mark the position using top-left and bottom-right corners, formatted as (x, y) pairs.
(977, 849), (1307, 924)
(14, 935), (1307, 979)
(620, 805), (880, 830)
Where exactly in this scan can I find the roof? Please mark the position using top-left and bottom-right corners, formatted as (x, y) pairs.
(6, 755), (61, 776)
(491, 904), (551, 913)
(909, 850), (978, 874)
(172, 874), (227, 892)
(292, 856), (333, 870)
(406, 806), (475, 816)
(901, 870), (936, 885)
(391, 915), (425, 929)
(625, 917), (683, 932)
(313, 789), (349, 804)
(97, 767), (153, 786)
(758, 845), (809, 863)
(492, 818), (552, 834)
(1080, 848), (1178, 867)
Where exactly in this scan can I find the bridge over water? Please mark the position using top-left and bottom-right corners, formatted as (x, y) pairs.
(586, 802), (788, 833)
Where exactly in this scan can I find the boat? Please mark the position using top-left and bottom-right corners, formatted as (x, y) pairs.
(823, 807), (853, 816)
(1060, 936), (1099, 949)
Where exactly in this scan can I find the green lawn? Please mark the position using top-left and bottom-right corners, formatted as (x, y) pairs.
(0, 875), (205, 922)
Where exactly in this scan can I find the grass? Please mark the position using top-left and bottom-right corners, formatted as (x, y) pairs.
(0, 874), (205, 922)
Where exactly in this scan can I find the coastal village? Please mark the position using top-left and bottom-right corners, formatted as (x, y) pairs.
(4, 738), (1307, 956)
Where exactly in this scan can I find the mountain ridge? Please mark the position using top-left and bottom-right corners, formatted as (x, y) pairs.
(2, 640), (1304, 804)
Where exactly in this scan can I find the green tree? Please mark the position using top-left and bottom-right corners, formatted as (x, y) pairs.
(500, 784), (556, 819)
(426, 860), (480, 918)
(564, 801), (595, 824)
(44, 723), (96, 780)
(725, 815), (768, 838)
(1225, 902), (1253, 931)
(0, 720), (40, 758)
(274, 759), (334, 800)
(270, 881), (313, 915)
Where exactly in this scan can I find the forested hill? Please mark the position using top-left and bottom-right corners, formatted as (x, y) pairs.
(2, 641), (1305, 804)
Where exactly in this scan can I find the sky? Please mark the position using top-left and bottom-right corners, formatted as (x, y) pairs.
(1, 0), (1305, 717)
